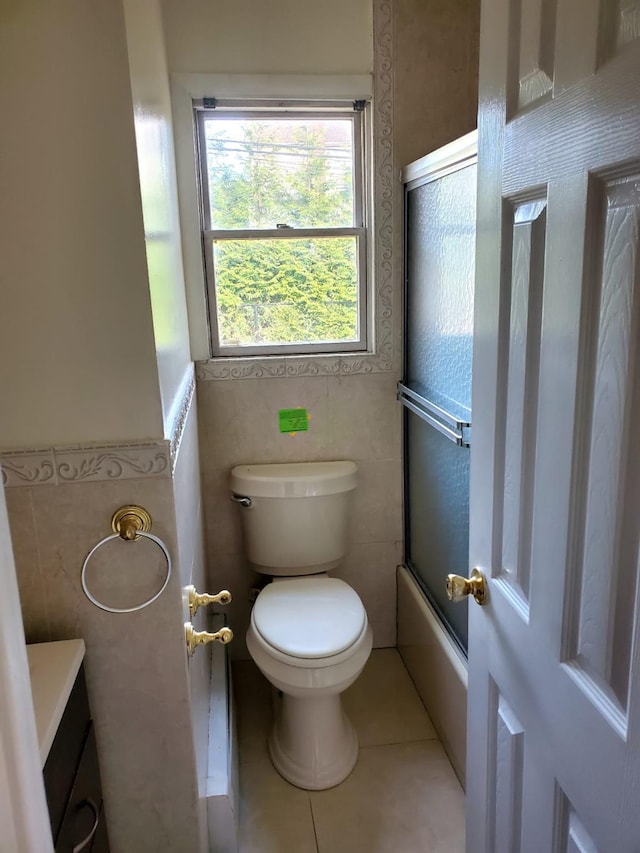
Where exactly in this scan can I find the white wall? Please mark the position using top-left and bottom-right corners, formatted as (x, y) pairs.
(162, 0), (373, 74)
(123, 0), (194, 436)
(0, 0), (163, 449)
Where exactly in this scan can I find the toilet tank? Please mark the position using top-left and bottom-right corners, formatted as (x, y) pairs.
(230, 461), (357, 575)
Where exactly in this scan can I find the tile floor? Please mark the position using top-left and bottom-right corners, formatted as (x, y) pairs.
(233, 648), (465, 853)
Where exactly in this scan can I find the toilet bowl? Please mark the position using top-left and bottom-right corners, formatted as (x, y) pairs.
(248, 576), (373, 789)
(230, 461), (371, 790)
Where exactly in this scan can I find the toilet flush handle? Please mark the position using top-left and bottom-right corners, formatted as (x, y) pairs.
(231, 494), (252, 508)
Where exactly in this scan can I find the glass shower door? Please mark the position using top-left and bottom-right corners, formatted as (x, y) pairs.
(400, 141), (476, 652)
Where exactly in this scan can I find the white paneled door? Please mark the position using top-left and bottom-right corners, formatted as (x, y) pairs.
(467, 1), (640, 851)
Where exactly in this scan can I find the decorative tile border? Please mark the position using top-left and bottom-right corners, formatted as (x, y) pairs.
(0, 451), (58, 487)
(169, 368), (196, 469)
(196, 0), (395, 381)
(55, 443), (172, 484)
(196, 358), (287, 381)
(0, 443), (171, 487)
(1, 371), (196, 487)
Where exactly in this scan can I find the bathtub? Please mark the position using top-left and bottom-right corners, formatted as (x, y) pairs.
(397, 565), (468, 787)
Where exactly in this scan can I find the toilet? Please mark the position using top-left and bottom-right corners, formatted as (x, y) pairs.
(230, 461), (372, 790)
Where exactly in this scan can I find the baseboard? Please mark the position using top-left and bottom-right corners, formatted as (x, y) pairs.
(206, 619), (239, 853)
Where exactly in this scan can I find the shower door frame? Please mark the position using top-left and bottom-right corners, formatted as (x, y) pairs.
(400, 130), (478, 658)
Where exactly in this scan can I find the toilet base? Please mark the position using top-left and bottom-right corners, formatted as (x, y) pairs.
(268, 691), (358, 790)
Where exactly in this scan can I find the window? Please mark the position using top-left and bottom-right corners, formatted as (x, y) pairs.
(195, 100), (368, 356)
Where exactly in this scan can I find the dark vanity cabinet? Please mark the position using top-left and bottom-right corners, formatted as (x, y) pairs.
(43, 667), (110, 852)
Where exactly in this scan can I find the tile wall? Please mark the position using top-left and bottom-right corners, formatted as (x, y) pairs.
(197, 371), (403, 658)
(5, 400), (206, 853)
(196, 0), (480, 662)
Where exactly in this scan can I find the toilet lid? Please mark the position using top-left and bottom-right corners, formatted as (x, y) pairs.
(252, 577), (366, 659)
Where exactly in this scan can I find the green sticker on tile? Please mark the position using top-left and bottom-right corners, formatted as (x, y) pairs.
(279, 408), (309, 434)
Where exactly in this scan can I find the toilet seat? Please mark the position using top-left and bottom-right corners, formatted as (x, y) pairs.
(251, 577), (367, 667)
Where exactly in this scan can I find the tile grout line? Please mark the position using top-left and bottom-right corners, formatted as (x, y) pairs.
(237, 729), (440, 768)
(308, 794), (321, 853)
(359, 736), (444, 752)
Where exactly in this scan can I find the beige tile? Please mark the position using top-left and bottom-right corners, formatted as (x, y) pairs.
(335, 541), (398, 649)
(28, 478), (177, 633)
(202, 455), (402, 654)
(202, 465), (244, 557)
(197, 374), (403, 657)
(207, 549), (258, 661)
(22, 478), (202, 852)
(370, 619), (396, 649)
(349, 458), (402, 546)
(86, 603), (201, 853)
(198, 374), (332, 470)
(233, 646), (436, 764)
(343, 649), (436, 747)
(239, 758), (318, 853)
(326, 373), (402, 462)
(310, 740), (465, 853)
(233, 659), (272, 765)
(5, 487), (51, 642)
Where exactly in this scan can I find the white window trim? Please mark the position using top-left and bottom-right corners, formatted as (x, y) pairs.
(170, 4), (395, 380)
(196, 102), (369, 357)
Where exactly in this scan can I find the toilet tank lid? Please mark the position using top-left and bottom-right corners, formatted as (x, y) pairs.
(230, 461), (357, 498)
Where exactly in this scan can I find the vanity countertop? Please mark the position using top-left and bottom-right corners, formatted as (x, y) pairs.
(27, 639), (86, 766)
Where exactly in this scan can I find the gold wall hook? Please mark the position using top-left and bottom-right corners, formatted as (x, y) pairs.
(111, 505), (152, 541)
(185, 622), (233, 655)
(446, 568), (488, 606)
(186, 585), (232, 617)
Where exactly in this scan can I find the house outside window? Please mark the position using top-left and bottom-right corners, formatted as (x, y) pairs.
(195, 100), (369, 357)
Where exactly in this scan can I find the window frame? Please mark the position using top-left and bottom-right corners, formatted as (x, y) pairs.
(194, 100), (369, 357)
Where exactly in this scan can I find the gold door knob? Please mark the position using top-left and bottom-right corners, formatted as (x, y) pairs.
(185, 622), (233, 655)
(446, 569), (487, 606)
(186, 585), (232, 617)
